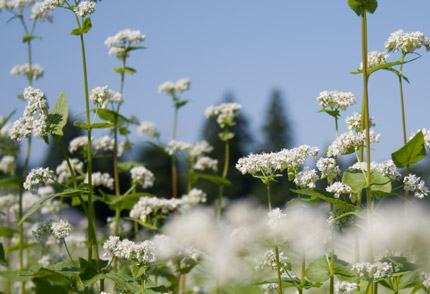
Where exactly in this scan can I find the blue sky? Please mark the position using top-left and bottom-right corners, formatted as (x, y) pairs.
(1, 0), (430, 165)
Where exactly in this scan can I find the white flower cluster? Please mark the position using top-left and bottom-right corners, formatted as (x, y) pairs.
(30, 2), (53, 21)
(326, 182), (352, 199)
(118, 140), (132, 157)
(51, 219), (72, 239)
(293, 167), (319, 189)
(137, 121), (159, 137)
(346, 112), (376, 133)
(33, 219), (54, 243)
(0, 123), (20, 155)
(93, 135), (114, 152)
(130, 166), (155, 189)
(236, 145), (319, 176)
(10, 87), (49, 141)
(352, 262), (393, 279)
(105, 29), (145, 58)
(316, 157), (340, 182)
(349, 160), (401, 180)
(190, 140), (213, 158)
(68, 136), (89, 153)
(335, 281), (358, 294)
(422, 272), (430, 290)
(255, 249), (290, 274)
(385, 29), (430, 54)
(158, 78), (191, 94)
(259, 283), (279, 294)
(267, 208), (287, 232)
(181, 188), (207, 210)
(410, 129), (430, 148)
(85, 172), (114, 190)
(403, 174), (428, 199)
(106, 216), (131, 235)
(327, 130), (381, 157)
(73, 1), (95, 17)
(103, 235), (157, 267)
(359, 51), (389, 70)
(0, 155), (15, 175)
(56, 158), (83, 184)
(3, 0), (33, 9)
(315, 90), (356, 111)
(194, 156), (218, 172)
(205, 103), (242, 128)
(90, 86), (122, 106)
(10, 64), (44, 80)
(24, 167), (54, 192)
(165, 140), (193, 156)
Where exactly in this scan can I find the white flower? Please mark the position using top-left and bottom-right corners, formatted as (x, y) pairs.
(56, 158), (83, 184)
(327, 130), (381, 157)
(10, 64), (44, 80)
(175, 78), (191, 92)
(85, 172), (114, 190)
(335, 281), (357, 294)
(205, 103), (242, 128)
(190, 140), (213, 158)
(346, 112), (376, 133)
(385, 29), (430, 53)
(165, 140), (193, 156)
(90, 86), (122, 106)
(403, 174), (428, 199)
(259, 283), (278, 294)
(68, 136), (89, 153)
(118, 140), (132, 157)
(326, 182), (352, 199)
(181, 188), (207, 210)
(105, 29), (145, 58)
(410, 129), (430, 148)
(24, 167), (54, 192)
(0, 155), (15, 175)
(158, 78), (191, 95)
(316, 157), (340, 182)
(0, 123), (20, 155)
(93, 135), (114, 152)
(73, 1), (95, 17)
(315, 90), (356, 111)
(294, 167), (319, 188)
(352, 262), (392, 279)
(130, 166), (155, 189)
(267, 208), (287, 232)
(194, 156), (218, 172)
(158, 81), (175, 94)
(5, 0), (33, 9)
(350, 160), (401, 181)
(51, 219), (71, 239)
(39, 0), (65, 12)
(30, 2), (53, 21)
(137, 121), (159, 137)
(359, 51), (389, 70)
(255, 249), (290, 274)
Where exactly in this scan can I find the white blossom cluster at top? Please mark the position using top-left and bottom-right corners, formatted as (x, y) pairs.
(385, 29), (430, 54)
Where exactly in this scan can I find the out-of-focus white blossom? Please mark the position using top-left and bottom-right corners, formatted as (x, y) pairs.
(346, 112), (376, 133)
(105, 29), (145, 58)
(0, 155), (15, 175)
(352, 262), (393, 279)
(24, 167), (54, 192)
(315, 90), (356, 111)
(73, 1), (95, 17)
(205, 103), (242, 128)
(137, 121), (159, 137)
(85, 172), (114, 190)
(10, 64), (44, 80)
(359, 51), (389, 70)
(90, 86), (122, 106)
(5, 0), (33, 9)
(335, 281), (358, 294)
(93, 135), (114, 152)
(410, 129), (430, 148)
(30, 2), (53, 21)
(194, 156), (218, 172)
(130, 166), (155, 189)
(255, 249), (290, 274)
(385, 29), (430, 53)
(56, 158), (83, 184)
(68, 136), (90, 153)
(158, 78), (191, 94)
(166, 140), (193, 156)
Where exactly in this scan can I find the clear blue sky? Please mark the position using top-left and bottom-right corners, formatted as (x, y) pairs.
(1, 0), (430, 165)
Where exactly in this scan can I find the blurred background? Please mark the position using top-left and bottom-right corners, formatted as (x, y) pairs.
(1, 0), (430, 208)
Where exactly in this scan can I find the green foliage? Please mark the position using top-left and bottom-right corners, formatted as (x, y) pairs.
(0, 176), (23, 188)
(218, 130), (235, 142)
(113, 66), (137, 75)
(70, 17), (92, 35)
(292, 188), (359, 211)
(0, 243), (6, 266)
(348, 0), (378, 15)
(342, 169), (391, 194)
(74, 121), (115, 130)
(22, 35), (41, 43)
(190, 172), (231, 186)
(392, 131), (426, 168)
(47, 91), (68, 137)
(0, 227), (17, 238)
(306, 255), (355, 283)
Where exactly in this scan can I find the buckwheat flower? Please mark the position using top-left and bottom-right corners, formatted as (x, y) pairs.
(10, 64), (44, 80)
(335, 281), (357, 294)
(255, 249), (290, 274)
(359, 51), (389, 70)
(37, 185), (54, 197)
(158, 81), (175, 94)
(105, 29), (145, 58)
(73, 1), (95, 17)
(350, 160), (401, 181)
(205, 103), (242, 128)
(175, 78), (191, 92)
(316, 157), (340, 182)
(166, 140), (193, 156)
(0, 123), (20, 155)
(327, 130), (381, 157)
(137, 121), (159, 137)
(51, 219), (71, 239)
(30, 2), (53, 21)
(106, 216), (131, 235)
(5, 0), (33, 9)
(130, 196), (183, 222)
(130, 166), (155, 189)
(315, 90), (356, 111)
(181, 188), (207, 207)
(190, 140), (213, 158)
(118, 140), (132, 157)
(24, 167), (54, 192)
(56, 158), (83, 184)
(294, 167), (319, 189)
(385, 29), (430, 54)
(236, 152), (281, 175)
(410, 129), (430, 148)
(326, 182), (352, 199)
(194, 156), (218, 171)
(346, 112), (376, 133)
(41, 199), (64, 215)
(267, 208), (287, 232)
(33, 219), (55, 243)
(259, 283), (278, 294)
(39, 0), (65, 12)
(85, 172), (114, 190)
(278, 145), (319, 169)
(90, 86), (122, 106)
(93, 135), (114, 152)
(102, 235), (120, 258)
(0, 155), (15, 175)
(403, 174), (428, 199)
(68, 135), (90, 153)
(352, 262), (392, 279)
(422, 273), (430, 290)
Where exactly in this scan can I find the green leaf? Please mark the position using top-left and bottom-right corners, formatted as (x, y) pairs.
(342, 170), (391, 194)
(70, 28), (83, 35)
(348, 0), (378, 15)
(47, 91), (68, 137)
(380, 256), (420, 274)
(132, 265), (147, 279)
(291, 189), (358, 211)
(82, 17), (92, 34)
(351, 56), (420, 76)
(22, 35), (41, 43)
(144, 286), (171, 293)
(19, 189), (83, 225)
(5, 242), (36, 254)
(74, 121), (115, 130)
(104, 272), (141, 292)
(398, 270), (421, 290)
(306, 255), (331, 282)
(124, 67), (136, 75)
(0, 176), (23, 188)
(190, 172), (231, 186)
(0, 109), (16, 129)
(218, 130), (235, 142)
(175, 100), (189, 109)
(0, 243), (7, 266)
(392, 131), (426, 168)
(78, 257), (105, 286)
(318, 109), (340, 119)
(0, 227), (18, 238)
(107, 192), (154, 211)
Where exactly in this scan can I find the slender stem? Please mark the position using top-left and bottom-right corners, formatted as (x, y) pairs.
(329, 204), (335, 294)
(171, 106), (179, 199)
(180, 274), (186, 294)
(274, 246), (283, 294)
(63, 238), (77, 267)
(299, 252), (306, 294)
(217, 139), (230, 220)
(267, 182), (272, 211)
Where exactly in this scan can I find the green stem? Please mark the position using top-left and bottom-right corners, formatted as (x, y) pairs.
(299, 252), (306, 294)
(267, 182), (272, 211)
(171, 106), (179, 199)
(329, 204), (335, 294)
(274, 246), (283, 294)
(63, 238), (77, 267)
(217, 139), (230, 221)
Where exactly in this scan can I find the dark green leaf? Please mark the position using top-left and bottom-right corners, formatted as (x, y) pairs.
(0, 176), (23, 188)
(175, 100), (189, 109)
(348, 0), (378, 15)
(119, 127), (130, 135)
(398, 270), (421, 290)
(392, 131), (426, 168)
(291, 189), (358, 211)
(342, 170), (391, 194)
(104, 272), (141, 292)
(144, 286), (170, 293)
(318, 109), (340, 118)
(0, 227), (18, 238)
(47, 91), (68, 137)
(82, 17), (92, 34)
(22, 35), (41, 43)
(91, 108), (130, 124)
(0, 243), (6, 266)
